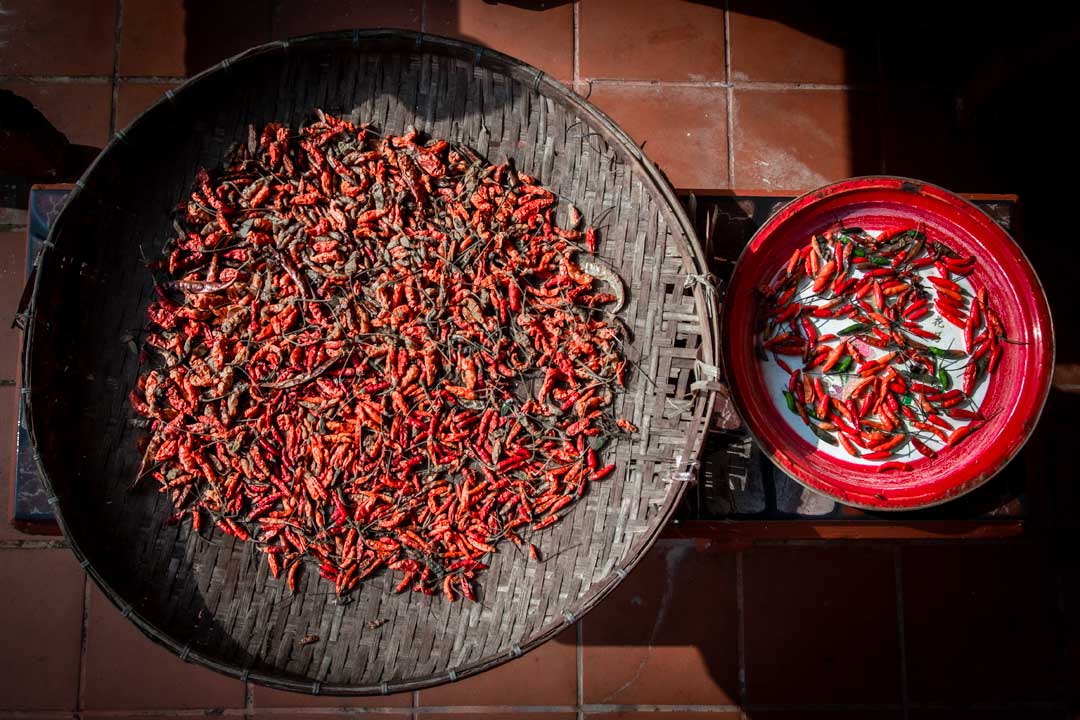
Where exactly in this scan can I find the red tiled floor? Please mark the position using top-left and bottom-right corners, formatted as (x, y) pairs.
(579, 0), (725, 82)
(728, 2), (879, 84)
(742, 546), (901, 705)
(582, 539), (739, 705)
(115, 82), (180, 133)
(184, 0), (272, 74)
(423, 714), (577, 720)
(901, 543), (1061, 704)
(732, 88), (880, 190)
(907, 710), (1064, 720)
(0, 0), (116, 76)
(586, 713), (741, 720)
(744, 712), (902, 720)
(586, 84), (728, 190)
(0, 82), (112, 148)
(253, 714), (409, 720)
(118, 0), (187, 77)
(253, 683), (411, 708)
(0, 548), (85, 710)
(272, 0), (420, 38)
(881, 86), (990, 192)
(0, 231), (26, 383)
(81, 584), (245, 710)
(425, 0), (574, 82)
(418, 626), (577, 707)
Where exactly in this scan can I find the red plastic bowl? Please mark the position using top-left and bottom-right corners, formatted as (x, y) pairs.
(721, 177), (1054, 510)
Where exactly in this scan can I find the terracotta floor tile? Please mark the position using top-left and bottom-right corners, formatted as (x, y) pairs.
(732, 88), (880, 191)
(272, 0), (421, 39)
(745, 712), (902, 720)
(419, 626), (577, 706)
(586, 713), (741, 720)
(0, 0), (116, 76)
(0, 82), (112, 148)
(908, 710), (1064, 720)
(423, 714), (577, 720)
(743, 546), (900, 705)
(0, 548), (85, 710)
(728, 1), (879, 84)
(0, 231), (26, 383)
(115, 82), (180, 133)
(877, 7), (985, 89)
(184, 0), (272, 74)
(881, 86), (990, 192)
(118, 0), (186, 77)
(253, 714), (410, 720)
(586, 84), (728, 190)
(253, 682), (411, 708)
(901, 543), (1061, 704)
(582, 539), (739, 705)
(425, 0), (573, 82)
(579, 0), (724, 82)
(81, 583), (245, 710)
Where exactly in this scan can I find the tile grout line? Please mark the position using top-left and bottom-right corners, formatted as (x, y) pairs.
(894, 546), (910, 720)
(108, 0), (124, 139)
(0, 73), (868, 92)
(735, 549), (747, 705)
(0, 539), (68, 549)
(0, 75), (186, 84)
(723, 0), (735, 188)
(572, 1), (580, 87)
(582, 79), (872, 90)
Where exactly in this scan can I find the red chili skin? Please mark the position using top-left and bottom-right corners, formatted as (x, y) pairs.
(590, 464), (616, 482)
(911, 437), (936, 458)
(947, 424), (978, 448)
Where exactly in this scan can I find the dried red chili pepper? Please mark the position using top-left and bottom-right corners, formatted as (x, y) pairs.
(131, 111), (635, 601)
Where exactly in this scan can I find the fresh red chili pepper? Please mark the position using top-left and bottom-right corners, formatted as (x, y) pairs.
(757, 223), (1004, 468)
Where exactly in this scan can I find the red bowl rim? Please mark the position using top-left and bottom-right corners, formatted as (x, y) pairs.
(719, 175), (1056, 511)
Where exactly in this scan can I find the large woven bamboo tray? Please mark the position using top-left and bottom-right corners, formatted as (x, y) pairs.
(22, 30), (719, 693)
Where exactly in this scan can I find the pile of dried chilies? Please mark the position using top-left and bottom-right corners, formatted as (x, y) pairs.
(758, 226), (1007, 472)
(130, 110), (634, 601)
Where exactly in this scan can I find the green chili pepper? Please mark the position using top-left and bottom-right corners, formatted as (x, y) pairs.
(783, 390), (797, 414)
(838, 322), (870, 336)
(809, 423), (839, 446)
(928, 346), (966, 359)
(830, 356), (854, 374)
(869, 255), (891, 266)
(900, 393), (915, 406)
(937, 368), (952, 391)
(851, 246), (867, 257)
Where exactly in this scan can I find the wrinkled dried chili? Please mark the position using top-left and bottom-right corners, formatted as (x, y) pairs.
(131, 110), (633, 600)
